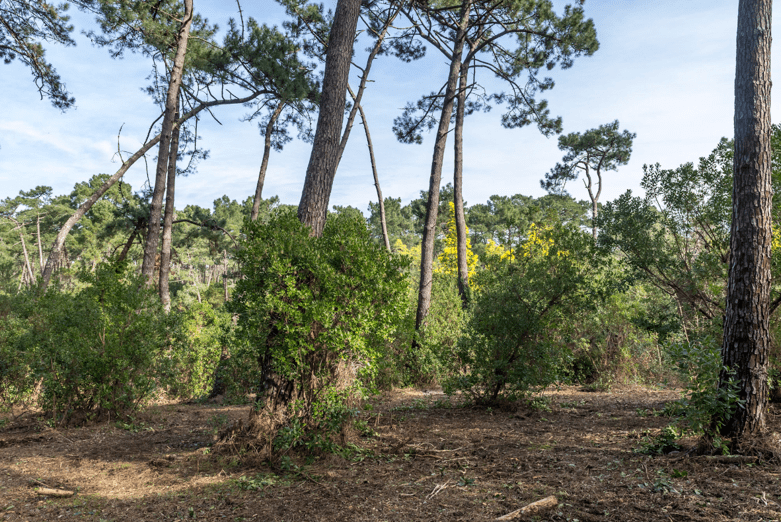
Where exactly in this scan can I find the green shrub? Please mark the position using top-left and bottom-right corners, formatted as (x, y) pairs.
(0, 293), (37, 410)
(14, 263), (172, 424)
(164, 301), (228, 399)
(229, 210), (408, 450)
(375, 273), (466, 388)
(445, 223), (607, 403)
(665, 337), (742, 440)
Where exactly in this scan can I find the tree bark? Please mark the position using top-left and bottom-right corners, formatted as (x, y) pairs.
(158, 103), (181, 312)
(453, 60), (470, 306)
(38, 91), (266, 293)
(297, 0), (362, 236)
(140, 0), (194, 282)
(415, 0), (472, 332)
(719, 0), (773, 439)
(251, 101), (285, 221)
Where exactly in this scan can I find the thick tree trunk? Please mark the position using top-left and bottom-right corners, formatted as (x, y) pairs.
(38, 92), (265, 293)
(140, 0), (193, 282)
(453, 61), (470, 306)
(158, 104), (181, 312)
(251, 101), (285, 221)
(297, 0), (362, 236)
(414, 0), (471, 332)
(719, 0), (773, 439)
(352, 90), (391, 251)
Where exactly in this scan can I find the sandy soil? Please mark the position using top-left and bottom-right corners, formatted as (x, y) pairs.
(2, 385), (781, 521)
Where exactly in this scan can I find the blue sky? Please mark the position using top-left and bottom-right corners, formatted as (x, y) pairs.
(0, 0), (776, 215)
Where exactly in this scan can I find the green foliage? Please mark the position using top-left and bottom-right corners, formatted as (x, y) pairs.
(164, 301), (228, 400)
(562, 284), (673, 387)
(230, 210), (408, 449)
(446, 223), (607, 403)
(11, 263), (171, 423)
(635, 425), (682, 455)
(0, 0), (76, 109)
(598, 128), (781, 343)
(0, 294), (36, 410)
(374, 271), (466, 389)
(541, 120), (635, 198)
(666, 337), (743, 440)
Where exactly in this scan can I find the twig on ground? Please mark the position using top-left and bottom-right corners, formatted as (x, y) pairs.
(426, 478), (452, 500)
(496, 495), (558, 520)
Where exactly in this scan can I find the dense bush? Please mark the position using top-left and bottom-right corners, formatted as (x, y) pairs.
(445, 223), (609, 403)
(165, 301), (229, 399)
(0, 262), (229, 423)
(229, 210), (408, 450)
(374, 272), (466, 388)
(10, 263), (173, 424)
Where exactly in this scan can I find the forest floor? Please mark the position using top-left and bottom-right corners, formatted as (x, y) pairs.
(2, 385), (781, 521)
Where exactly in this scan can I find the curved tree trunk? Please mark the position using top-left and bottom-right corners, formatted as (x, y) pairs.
(298, 0), (362, 236)
(351, 89), (390, 252)
(335, 2), (401, 168)
(453, 60), (469, 306)
(414, 0), (472, 333)
(158, 103), (181, 312)
(251, 101), (285, 221)
(718, 0), (773, 439)
(140, 0), (194, 282)
(38, 91), (266, 293)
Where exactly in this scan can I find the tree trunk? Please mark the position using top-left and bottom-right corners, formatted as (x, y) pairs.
(414, 0), (472, 332)
(140, 0), (194, 282)
(718, 0), (773, 439)
(158, 103), (181, 312)
(38, 92), (265, 293)
(223, 249), (229, 302)
(352, 89), (391, 252)
(251, 101), (285, 221)
(297, 0), (362, 236)
(453, 60), (470, 306)
(18, 227), (35, 286)
(117, 226), (138, 263)
(36, 213), (44, 274)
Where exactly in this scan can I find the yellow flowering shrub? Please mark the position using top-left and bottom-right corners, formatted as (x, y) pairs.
(435, 202), (479, 283)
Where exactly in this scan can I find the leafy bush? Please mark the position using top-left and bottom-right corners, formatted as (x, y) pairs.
(445, 223), (608, 403)
(13, 263), (173, 424)
(665, 337), (742, 442)
(0, 293), (37, 410)
(375, 273), (466, 388)
(229, 210), (408, 451)
(164, 301), (228, 399)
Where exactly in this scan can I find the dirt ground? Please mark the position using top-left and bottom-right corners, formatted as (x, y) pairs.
(1, 385), (781, 522)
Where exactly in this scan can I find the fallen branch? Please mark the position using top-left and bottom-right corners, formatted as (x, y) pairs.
(496, 496), (557, 520)
(36, 488), (74, 497)
(696, 455), (759, 465)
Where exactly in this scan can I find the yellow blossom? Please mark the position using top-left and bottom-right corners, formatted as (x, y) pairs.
(435, 202), (478, 282)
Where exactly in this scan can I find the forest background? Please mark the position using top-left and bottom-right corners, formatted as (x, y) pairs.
(1, 0), (780, 458)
